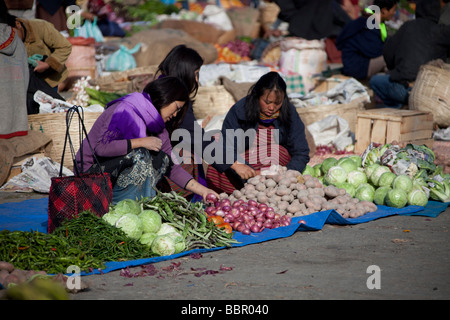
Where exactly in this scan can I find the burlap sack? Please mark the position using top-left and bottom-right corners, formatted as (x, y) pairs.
(123, 29), (218, 67)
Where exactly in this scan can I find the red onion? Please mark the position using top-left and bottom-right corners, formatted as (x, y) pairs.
(265, 211), (275, 220)
(263, 221), (273, 229)
(241, 228), (251, 235)
(250, 225), (261, 233)
(222, 205), (231, 212)
(205, 206), (216, 216)
(206, 193), (218, 203)
(248, 200), (258, 208)
(215, 209), (225, 217)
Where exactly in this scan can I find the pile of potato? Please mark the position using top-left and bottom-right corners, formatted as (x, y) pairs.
(0, 261), (48, 288)
(222, 167), (378, 219)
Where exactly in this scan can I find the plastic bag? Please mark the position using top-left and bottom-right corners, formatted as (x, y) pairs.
(307, 115), (353, 151)
(105, 44), (141, 72)
(74, 17), (105, 42)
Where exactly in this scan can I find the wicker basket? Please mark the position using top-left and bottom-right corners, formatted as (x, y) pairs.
(193, 85), (236, 120)
(91, 66), (159, 93)
(28, 112), (103, 171)
(296, 96), (367, 133)
(409, 60), (450, 128)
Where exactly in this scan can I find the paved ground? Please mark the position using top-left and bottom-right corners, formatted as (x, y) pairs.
(1, 191), (449, 303)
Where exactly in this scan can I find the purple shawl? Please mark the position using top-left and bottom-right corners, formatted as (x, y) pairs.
(104, 92), (165, 142)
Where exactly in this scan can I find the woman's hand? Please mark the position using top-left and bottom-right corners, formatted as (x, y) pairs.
(131, 136), (162, 152)
(34, 61), (50, 73)
(185, 180), (220, 204)
(231, 162), (256, 180)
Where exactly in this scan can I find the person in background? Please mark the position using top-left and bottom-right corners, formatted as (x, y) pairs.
(75, 76), (219, 204)
(35, 0), (77, 32)
(370, 0), (450, 108)
(153, 44), (218, 201)
(2, 9), (72, 91)
(205, 71), (310, 195)
(0, 18), (29, 139)
(336, 0), (399, 81)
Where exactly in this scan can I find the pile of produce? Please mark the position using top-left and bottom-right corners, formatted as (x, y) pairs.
(0, 192), (236, 274)
(204, 193), (292, 235)
(104, 192), (237, 255)
(215, 39), (252, 64)
(210, 167), (378, 226)
(303, 143), (449, 209)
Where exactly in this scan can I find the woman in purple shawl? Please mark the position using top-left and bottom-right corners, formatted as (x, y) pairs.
(75, 76), (218, 204)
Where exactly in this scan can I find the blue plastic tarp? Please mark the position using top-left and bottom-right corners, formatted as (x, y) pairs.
(0, 197), (448, 275)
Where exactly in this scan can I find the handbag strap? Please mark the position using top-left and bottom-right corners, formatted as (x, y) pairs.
(59, 106), (106, 179)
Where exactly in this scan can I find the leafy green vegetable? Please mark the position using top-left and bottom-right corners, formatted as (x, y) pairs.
(302, 164), (315, 177)
(369, 165), (391, 186)
(385, 189), (408, 208)
(114, 199), (142, 216)
(115, 213), (143, 240)
(335, 182), (356, 197)
(407, 189), (429, 207)
(374, 186), (391, 206)
(324, 165), (348, 186)
(346, 170), (367, 188)
(337, 157), (358, 173)
(139, 210), (162, 234)
(392, 174), (413, 193)
(321, 157), (338, 174)
(355, 183), (375, 202)
(378, 171), (396, 187)
(139, 232), (158, 247)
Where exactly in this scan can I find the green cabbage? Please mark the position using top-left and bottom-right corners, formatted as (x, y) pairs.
(385, 189), (408, 208)
(392, 174), (413, 193)
(151, 232), (186, 256)
(373, 186), (391, 206)
(139, 210), (162, 234)
(377, 171), (396, 187)
(369, 165), (391, 186)
(355, 183), (375, 202)
(321, 157), (338, 175)
(407, 189), (428, 207)
(324, 165), (348, 186)
(313, 164), (323, 177)
(115, 213), (143, 240)
(102, 210), (122, 226)
(114, 199), (141, 215)
(347, 170), (367, 188)
(349, 155), (362, 168)
(337, 157), (358, 173)
(139, 232), (158, 247)
(365, 163), (380, 180)
(157, 223), (179, 236)
(302, 164), (315, 177)
(335, 182), (356, 197)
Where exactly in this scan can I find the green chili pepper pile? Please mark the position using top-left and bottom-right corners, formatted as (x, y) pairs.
(143, 191), (238, 250)
(1, 192), (238, 274)
(0, 228), (104, 274)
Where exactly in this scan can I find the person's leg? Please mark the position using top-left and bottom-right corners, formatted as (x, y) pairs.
(367, 56), (386, 78)
(369, 74), (409, 109)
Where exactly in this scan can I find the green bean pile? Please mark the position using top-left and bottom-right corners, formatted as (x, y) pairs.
(143, 191), (238, 250)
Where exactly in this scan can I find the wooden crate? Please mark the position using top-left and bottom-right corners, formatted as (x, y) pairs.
(354, 108), (434, 154)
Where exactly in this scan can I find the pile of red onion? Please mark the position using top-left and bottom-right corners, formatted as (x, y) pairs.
(205, 194), (291, 235)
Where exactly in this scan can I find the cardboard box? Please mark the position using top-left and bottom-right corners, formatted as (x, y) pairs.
(355, 108), (434, 153)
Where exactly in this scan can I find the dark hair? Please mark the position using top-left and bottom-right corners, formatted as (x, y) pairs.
(143, 76), (190, 134)
(155, 44), (204, 98)
(373, 0), (399, 10)
(245, 71), (290, 125)
(0, 0), (17, 27)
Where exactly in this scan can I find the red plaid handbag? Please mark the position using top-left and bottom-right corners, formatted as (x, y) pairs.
(48, 107), (113, 233)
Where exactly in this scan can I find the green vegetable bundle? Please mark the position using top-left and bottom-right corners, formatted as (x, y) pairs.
(85, 87), (125, 107)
